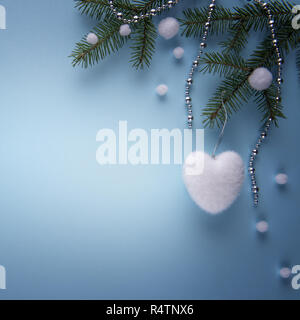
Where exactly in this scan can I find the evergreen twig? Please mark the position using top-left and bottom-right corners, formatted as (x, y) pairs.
(70, 19), (127, 68)
(254, 84), (285, 126)
(199, 52), (250, 75)
(130, 18), (157, 69)
(75, 0), (137, 20)
(180, 1), (294, 38)
(71, 0), (300, 128)
(219, 21), (250, 53)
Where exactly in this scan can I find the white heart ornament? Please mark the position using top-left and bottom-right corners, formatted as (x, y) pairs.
(183, 151), (245, 214)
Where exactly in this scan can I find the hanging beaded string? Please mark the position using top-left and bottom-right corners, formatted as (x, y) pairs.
(185, 0), (216, 129)
(109, 0), (282, 207)
(249, 0), (283, 206)
(108, 0), (179, 24)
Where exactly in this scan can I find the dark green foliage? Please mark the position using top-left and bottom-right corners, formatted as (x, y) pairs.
(199, 53), (250, 76)
(180, 6), (234, 37)
(71, 0), (299, 127)
(198, 23), (298, 127)
(180, 0), (298, 127)
(202, 72), (254, 128)
(130, 19), (157, 69)
(180, 0), (294, 38)
(254, 84), (285, 125)
(71, 0), (169, 69)
(70, 19), (127, 68)
(75, 0), (137, 20)
(219, 21), (250, 54)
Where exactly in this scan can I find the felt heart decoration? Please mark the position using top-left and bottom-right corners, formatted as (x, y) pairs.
(183, 151), (245, 214)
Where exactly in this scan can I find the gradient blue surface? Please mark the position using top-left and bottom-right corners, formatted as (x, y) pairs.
(0, 0), (299, 299)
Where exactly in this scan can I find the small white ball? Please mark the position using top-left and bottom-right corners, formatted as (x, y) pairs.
(279, 267), (291, 279)
(158, 17), (179, 40)
(248, 67), (273, 91)
(173, 46), (184, 59)
(86, 32), (99, 45)
(156, 84), (168, 96)
(275, 173), (288, 185)
(119, 24), (131, 36)
(256, 220), (269, 233)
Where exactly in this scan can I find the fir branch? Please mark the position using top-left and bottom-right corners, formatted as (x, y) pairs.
(71, 0), (299, 126)
(72, 0), (169, 69)
(202, 72), (253, 128)
(201, 20), (299, 127)
(70, 19), (128, 68)
(248, 25), (300, 69)
(219, 21), (250, 53)
(199, 52), (250, 76)
(74, 0), (170, 20)
(180, 0), (294, 38)
(75, 0), (137, 20)
(254, 85), (285, 125)
(75, 0), (111, 20)
(180, 6), (234, 37)
(133, 0), (167, 12)
(130, 18), (157, 69)
(233, 0), (294, 32)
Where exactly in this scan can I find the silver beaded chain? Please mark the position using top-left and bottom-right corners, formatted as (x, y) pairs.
(249, 0), (283, 207)
(109, 0), (282, 207)
(184, 0), (282, 206)
(184, 0), (216, 129)
(108, 0), (179, 24)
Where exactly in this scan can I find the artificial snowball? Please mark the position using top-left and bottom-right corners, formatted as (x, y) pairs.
(248, 67), (273, 91)
(158, 17), (179, 40)
(156, 84), (168, 96)
(275, 173), (288, 185)
(173, 46), (184, 59)
(256, 220), (269, 233)
(119, 24), (131, 36)
(86, 32), (98, 45)
(279, 267), (291, 279)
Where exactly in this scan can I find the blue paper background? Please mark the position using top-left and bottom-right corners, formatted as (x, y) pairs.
(0, 0), (299, 299)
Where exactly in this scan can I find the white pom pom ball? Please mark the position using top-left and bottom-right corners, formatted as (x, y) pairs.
(158, 17), (179, 40)
(86, 32), (99, 45)
(275, 173), (288, 185)
(279, 267), (291, 279)
(173, 47), (184, 59)
(119, 24), (131, 36)
(248, 67), (273, 91)
(256, 220), (269, 233)
(156, 84), (168, 96)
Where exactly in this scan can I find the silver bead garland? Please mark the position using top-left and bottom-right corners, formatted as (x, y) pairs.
(108, 0), (179, 24)
(249, 0), (283, 207)
(184, 0), (216, 129)
(110, 0), (283, 208)
(184, 0), (283, 206)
